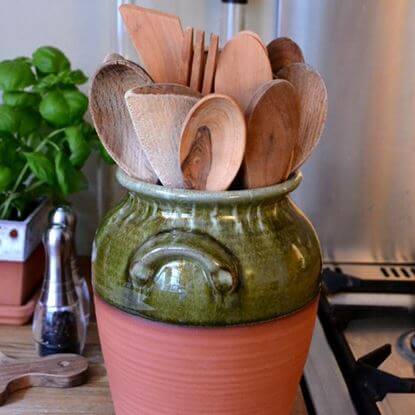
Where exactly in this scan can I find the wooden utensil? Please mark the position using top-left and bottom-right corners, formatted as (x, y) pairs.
(178, 27), (194, 86)
(125, 84), (201, 188)
(0, 352), (88, 406)
(190, 30), (205, 92)
(278, 63), (328, 170)
(239, 30), (267, 52)
(89, 57), (158, 183)
(180, 94), (246, 191)
(215, 32), (273, 110)
(267, 37), (305, 74)
(119, 4), (183, 83)
(201, 33), (219, 95)
(243, 79), (299, 189)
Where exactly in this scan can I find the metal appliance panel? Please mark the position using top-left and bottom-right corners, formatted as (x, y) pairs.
(280, 0), (415, 263)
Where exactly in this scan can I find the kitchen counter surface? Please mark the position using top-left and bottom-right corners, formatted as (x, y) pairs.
(0, 321), (308, 414)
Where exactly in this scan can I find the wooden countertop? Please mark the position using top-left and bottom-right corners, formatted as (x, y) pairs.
(0, 321), (308, 414)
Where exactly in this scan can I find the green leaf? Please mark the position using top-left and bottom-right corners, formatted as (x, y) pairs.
(0, 136), (24, 168)
(65, 125), (91, 168)
(60, 69), (88, 85)
(0, 165), (13, 192)
(55, 151), (87, 196)
(32, 46), (70, 74)
(39, 89), (88, 127)
(3, 91), (40, 108)
(0, 105), (19, 133)
(62, 89), (88, 122)
(98, 142), (115, 164)
(16, 109), (41, 136)
(0, 59), (35, 91)
(23, 152), (55, 185)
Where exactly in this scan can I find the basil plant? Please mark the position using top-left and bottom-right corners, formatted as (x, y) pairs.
(0, 46), (112, 220)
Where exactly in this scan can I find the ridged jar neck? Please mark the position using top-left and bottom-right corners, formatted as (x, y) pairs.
(116, 169), (302, 206)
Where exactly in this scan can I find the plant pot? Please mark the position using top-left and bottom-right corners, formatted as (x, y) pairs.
(0, 200), (49, 306)
(93, 169), (322, 414)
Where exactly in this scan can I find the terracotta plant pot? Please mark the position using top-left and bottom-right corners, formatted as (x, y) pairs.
(0, 245), (44, 306)
(93, 169), (322, 414)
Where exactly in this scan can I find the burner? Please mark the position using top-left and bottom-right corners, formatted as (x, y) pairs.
(397, 330), (415, 364)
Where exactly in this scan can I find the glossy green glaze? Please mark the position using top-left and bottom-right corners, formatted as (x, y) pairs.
(92, 169), (322, 326)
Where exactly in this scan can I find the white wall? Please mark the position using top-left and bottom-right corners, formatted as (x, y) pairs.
(0, 0), (278, 253)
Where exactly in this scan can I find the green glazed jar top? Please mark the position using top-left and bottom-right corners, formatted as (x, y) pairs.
(93, 169), (322, 326)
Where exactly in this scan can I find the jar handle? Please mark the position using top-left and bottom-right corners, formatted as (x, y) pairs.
(129, 230), (240, 295)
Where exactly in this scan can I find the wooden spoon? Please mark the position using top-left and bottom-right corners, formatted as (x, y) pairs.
(267, 37), (305, 74)
(178, 27), (194, 86)
(239, 30), (267, 52)
(215, 32), (273, 110)
(0, 352), (88, 406)
(201, 33), (219, 95)
(242, 79), (299, 189)
(125, 84), (201, 188)
(180, 94), (246, 191)
(89, 57), (158, 183)
(278, 63), (328, 171)
(190, 30), (205, 92)
(119, 4), (183, 83)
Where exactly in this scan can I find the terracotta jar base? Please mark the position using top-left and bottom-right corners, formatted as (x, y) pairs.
(95, 295), (318, 415)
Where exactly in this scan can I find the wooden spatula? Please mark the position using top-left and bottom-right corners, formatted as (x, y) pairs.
(180, 94), (246, 191)
(215, 32), (273, 110)
(242, 79), (299, 189)
(0, 352), (88, 406)
(278, 63), (328, 171)
(119, 4), (183, 83)
(201, 33), (219, 95)
(125, 84), (201, 188)
(178, 27), (194, 86)
(267, 37), (305, 75)
(190, 30), (205, 92)
(89, 56), (158, 183)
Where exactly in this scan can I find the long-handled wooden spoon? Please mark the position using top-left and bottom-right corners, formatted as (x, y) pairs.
(242, 79), (299, 189)
(89, 56), (158, 183)
(215, 32), (273, 110)
(267, 37), (305, 75)
(125, 84), (201, 188)
(180, 94), (246, 191)
(278, 63), (328, 171)
(119, 4), (183, 83)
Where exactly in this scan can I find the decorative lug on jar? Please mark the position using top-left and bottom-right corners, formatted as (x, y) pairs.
(93, 169), (322, 415)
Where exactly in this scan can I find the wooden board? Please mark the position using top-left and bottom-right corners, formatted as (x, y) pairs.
(119, 4), (183, 83)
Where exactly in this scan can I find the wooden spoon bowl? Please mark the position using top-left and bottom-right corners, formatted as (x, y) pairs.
(180, 94), (246, 191)
(89, 57), (158, 183)
(125, 84), (201, 188)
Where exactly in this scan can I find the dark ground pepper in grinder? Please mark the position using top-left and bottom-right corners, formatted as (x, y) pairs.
(38, 310), (81, 356)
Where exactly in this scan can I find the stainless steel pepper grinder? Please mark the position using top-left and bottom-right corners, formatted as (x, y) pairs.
(49, 206), (91, 326)
(32, 224), (86, 356)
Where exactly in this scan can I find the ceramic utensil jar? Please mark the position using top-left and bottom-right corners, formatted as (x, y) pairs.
(92, 169), (322, 415)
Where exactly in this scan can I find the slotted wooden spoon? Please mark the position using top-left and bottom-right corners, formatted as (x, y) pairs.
(242, 79), (299, 188)
(278, 63), (328, 171)
(89, 56), (157, 182)
(180, 94), (246, 191)
(215, 32), (273, 110)
(125, 84), (201, 188)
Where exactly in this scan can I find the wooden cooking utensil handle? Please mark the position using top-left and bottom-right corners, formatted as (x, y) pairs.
(0, 352), (88, 406)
